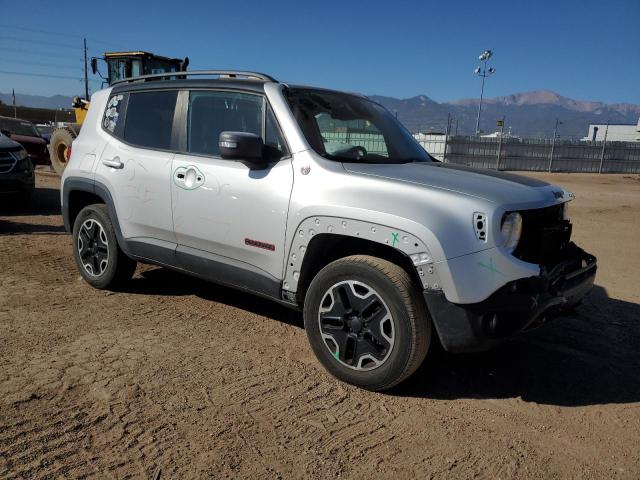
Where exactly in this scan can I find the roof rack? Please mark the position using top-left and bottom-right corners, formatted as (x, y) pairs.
(110, 70), (276, 86)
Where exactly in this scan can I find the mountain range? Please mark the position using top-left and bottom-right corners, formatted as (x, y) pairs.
(372, 90), (640, 138)
(2, 90), (639, 139)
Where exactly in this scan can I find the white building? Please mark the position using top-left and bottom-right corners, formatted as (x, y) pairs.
(584, 118), (640, 142)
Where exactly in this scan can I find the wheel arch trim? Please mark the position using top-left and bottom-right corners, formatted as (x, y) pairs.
(62, 176), (128, 253)
(283, 216), (442, 294)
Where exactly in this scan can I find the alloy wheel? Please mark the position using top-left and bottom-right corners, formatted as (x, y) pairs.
(77, 218), (109, 277)
(318, 280), (395, 371)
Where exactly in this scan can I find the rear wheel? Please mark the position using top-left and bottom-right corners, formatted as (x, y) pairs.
(49, 127), (76, 175)
(303, 255), (431, 391)
(72, 204), (136, 289)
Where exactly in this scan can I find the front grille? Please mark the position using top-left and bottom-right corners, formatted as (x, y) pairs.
(513, 204), (572, 266)
(0, 151), (17, 173)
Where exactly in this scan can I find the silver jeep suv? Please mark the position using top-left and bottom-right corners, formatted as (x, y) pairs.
(61, 71), (597, 391)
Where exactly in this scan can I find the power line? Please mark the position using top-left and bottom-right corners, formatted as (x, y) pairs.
(0, 35), (83, 51)
(0, 25), (129, 50)
(0, 70), (101, 82)
(0, 47), (81, 59)
(0, 57), (82, 70)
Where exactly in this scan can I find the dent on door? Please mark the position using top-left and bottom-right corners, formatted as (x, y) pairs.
(174, 165), (205, 190)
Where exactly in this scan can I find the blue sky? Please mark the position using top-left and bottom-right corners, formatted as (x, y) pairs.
(1, 0), (639, 103)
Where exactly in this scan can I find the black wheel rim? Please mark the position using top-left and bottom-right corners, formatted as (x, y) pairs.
(318, 280), (395, 371)
(77, 219), (109, 277)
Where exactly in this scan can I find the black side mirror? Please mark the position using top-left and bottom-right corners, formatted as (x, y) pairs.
(1, 129), (11, 137)
(90, 58), (98, 75)
(219, 131), (266, 166)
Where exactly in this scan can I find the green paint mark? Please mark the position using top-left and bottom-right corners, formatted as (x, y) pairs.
(333, 350), (340, 360)
(478, 257), (505, 277)
(391, 232), (399, 247)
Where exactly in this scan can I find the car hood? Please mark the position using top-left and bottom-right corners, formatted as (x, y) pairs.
(0, 134), (22, 151)
(343, 161), (566, 206)
(10, 134), (46, 145)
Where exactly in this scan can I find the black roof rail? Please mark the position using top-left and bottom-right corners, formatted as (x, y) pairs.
(110, 70), (276, 86)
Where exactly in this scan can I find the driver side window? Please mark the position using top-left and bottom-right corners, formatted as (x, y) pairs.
(314, 112), (389, 157)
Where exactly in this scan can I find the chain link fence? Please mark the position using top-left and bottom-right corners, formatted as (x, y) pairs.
(422, 136), (640, 173)
(322, 131), (640, 173)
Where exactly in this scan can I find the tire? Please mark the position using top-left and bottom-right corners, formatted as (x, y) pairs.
(303, 255), (432, 391)
(72, 204), (136, 289)
(49, 127), (76, 176)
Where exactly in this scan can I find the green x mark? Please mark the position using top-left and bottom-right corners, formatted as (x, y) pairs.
(478, 257), (505, 277)
(391, 232), (399, 247)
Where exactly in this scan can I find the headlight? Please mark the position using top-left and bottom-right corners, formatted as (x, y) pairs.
(500, 212), (522, 251)
(11, 149), (28, 161)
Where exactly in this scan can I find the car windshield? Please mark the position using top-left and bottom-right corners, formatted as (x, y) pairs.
(285, 87), (431, 164)
(36, 125), (54, 135)
(0, 117), (39, 137)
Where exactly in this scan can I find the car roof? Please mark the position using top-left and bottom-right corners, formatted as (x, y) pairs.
(111, 78), (269, 95)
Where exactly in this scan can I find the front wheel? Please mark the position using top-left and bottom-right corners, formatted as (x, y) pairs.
(303, 255), (432, 391)
(72, 204), (136, 289)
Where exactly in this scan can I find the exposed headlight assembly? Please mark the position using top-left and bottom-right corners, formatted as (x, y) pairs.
(500, 212), (522, 251)
(562, 201), (570, 221)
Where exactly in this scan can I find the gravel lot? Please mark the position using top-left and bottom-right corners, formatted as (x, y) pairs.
(1, 171), (639, 479)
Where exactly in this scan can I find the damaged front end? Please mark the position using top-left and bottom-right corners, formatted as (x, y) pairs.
(425, 240), (597, 353)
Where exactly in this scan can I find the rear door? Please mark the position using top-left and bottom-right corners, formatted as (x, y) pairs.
(170, 89), (293, 287)
(95, 89), (178, 247)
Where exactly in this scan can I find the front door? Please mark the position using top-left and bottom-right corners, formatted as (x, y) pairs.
(171, 89), (293, 286)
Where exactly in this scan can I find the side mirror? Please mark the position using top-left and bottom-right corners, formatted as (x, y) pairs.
(1, 129), (11, 137)
(90, 58), (98, 75)
(219, 131), (266, 166)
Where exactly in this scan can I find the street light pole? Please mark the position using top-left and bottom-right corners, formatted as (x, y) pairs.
(474, 50), (495, 136)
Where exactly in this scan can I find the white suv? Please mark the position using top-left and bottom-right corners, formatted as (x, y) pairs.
(61, 71), (597, 391)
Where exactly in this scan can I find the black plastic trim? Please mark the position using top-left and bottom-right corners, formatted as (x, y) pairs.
(63, 176), (292, 306)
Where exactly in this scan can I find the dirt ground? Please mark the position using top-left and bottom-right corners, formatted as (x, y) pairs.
(1, 171), (639, 479)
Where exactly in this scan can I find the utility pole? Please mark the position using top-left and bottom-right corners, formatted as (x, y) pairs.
(474, 50), (496, 136)
(12, 89), (16, 118)
(548, 118), (562, 172)
(598, 121), (609, 174)
(83, 38), (89, 100)
(496, 117), (505, 170)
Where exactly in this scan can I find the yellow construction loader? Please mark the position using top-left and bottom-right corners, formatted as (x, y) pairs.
(48, 51), (188, 174)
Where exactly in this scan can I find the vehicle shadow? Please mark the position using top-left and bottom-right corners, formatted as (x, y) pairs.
(394, 285), (640, 407)
(125, 267), (304, 329)
(125, 269), (639, 407)
(0, 187), (65, 235)
(0, 187), (61, 217)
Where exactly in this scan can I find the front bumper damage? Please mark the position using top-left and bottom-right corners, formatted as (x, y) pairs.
(424, 243), (597, 353)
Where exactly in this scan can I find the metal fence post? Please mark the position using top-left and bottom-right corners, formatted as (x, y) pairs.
(598, 122), (609, 174)
(548, 118), (560, 172)
(496, 117), (505, 169)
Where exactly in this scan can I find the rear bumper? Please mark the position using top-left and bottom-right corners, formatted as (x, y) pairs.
(424, 243), (597, 353)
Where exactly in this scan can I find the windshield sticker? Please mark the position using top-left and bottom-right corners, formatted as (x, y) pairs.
(103, 94), (124, 132)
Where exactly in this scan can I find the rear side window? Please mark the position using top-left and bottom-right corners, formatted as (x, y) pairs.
(122, 90), (177, 150)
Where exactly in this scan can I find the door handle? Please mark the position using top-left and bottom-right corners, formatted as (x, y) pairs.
(102, 156), (124, 169)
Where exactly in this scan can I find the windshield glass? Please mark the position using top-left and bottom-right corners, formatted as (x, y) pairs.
(0, 117), (39, 137)
(285, 88), (431, 164)
(36, 125), (53, 135)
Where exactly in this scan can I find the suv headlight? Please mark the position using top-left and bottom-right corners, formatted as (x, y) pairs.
(11, 149), (29, 161)
(500, 212), (522, 251)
